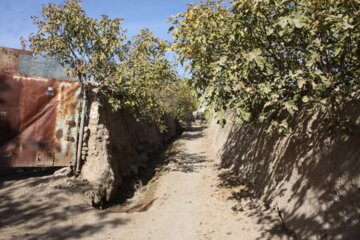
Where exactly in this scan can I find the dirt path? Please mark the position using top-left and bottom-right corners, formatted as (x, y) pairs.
(0, 124), (288, 240)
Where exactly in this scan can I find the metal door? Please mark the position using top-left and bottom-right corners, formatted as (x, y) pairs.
(0, 74), (81, 167)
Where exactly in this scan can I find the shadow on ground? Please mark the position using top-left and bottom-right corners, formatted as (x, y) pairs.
(0, 124), (208, 239)
(0, 170), (128, 240)
(218, 169), (298, 240)
(110, 124), (208, 207)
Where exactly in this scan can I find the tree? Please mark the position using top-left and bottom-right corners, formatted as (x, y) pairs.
(171, 0), (360, 132)
(104, 29), (174, 125)
(159, 79), (199, 122)
(29, 0), (197, 128)
(29, 0), (127, 83)
(106, 29), (197, 126)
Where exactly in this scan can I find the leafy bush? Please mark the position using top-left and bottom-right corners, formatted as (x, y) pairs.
(104, 29), (177, 126)
(159, 79), (198, 122)
(171, 0), (360, 132)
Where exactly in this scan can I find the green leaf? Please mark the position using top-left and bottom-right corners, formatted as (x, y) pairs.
(291, 14), (306, 28)
(241, 110), (251, 122)
(297, 79), (306, 89)
(302, 96), (310, 103)
(285, 100), (298, 116)
(245, 48), (265, 70)
(266, 28), (274, 36)
(258, 114), (266, 123)
(168, 26), (175, 32)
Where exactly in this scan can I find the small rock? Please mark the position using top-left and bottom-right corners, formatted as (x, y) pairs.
(54, 166), (73, 177)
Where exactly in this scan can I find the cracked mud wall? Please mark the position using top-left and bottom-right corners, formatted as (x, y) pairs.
(80, 90), (178, 207)
(208, 101), (360, 239)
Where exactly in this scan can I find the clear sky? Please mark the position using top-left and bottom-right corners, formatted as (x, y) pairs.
(0, 0), (195, 49)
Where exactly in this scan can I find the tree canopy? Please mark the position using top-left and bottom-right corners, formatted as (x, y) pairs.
(29, 0), (197, 128)
(171, 0), (360, 132)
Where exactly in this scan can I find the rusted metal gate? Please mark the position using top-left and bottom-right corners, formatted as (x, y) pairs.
(0, 47), (81, 167)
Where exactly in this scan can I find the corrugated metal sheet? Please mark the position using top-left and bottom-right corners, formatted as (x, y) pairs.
(0, 47), (82, 167)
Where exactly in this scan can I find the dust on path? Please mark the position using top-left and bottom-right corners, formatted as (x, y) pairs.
(0, 124), (289, 240)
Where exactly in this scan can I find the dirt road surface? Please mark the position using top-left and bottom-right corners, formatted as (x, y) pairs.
(0, 125), (290, 240)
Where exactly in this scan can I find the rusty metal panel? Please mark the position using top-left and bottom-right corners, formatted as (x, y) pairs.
(0, 47), (32, 73)
(0, 73), (81, 167)
(0, 72), (21, 167)
(54, 80), (81, 166)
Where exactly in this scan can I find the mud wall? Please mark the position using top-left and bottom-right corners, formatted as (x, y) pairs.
(81, 90), (178, 207)
(208, 101), (360, 239)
